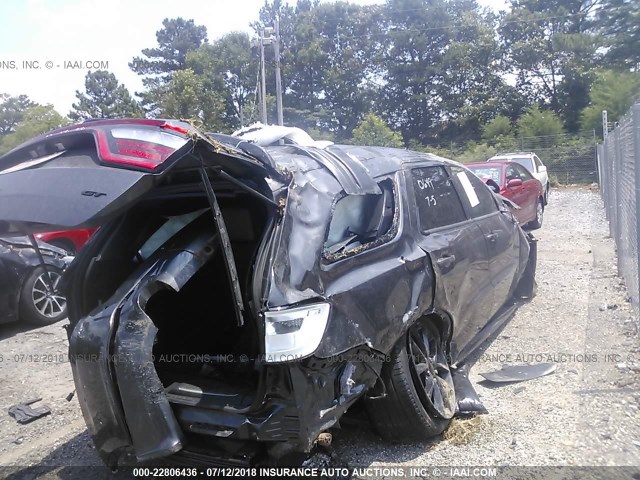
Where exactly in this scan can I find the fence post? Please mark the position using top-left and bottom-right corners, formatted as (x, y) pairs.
(614, 128), (621, 243)
(633, 104), (640, 308)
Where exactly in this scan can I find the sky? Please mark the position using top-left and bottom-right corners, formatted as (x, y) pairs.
(0, 0), (508, 116)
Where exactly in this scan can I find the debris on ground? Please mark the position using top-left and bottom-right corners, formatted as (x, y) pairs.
(452, 364), (488, 416)
(443, 416), (485, 446)
(8, 398), (51, 424)
(479, 363), (557, 384)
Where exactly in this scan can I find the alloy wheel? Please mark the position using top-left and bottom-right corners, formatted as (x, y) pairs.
(31, 271), (66, 318)
(536, 201), (543, 225)
(406, 322), (456, 419)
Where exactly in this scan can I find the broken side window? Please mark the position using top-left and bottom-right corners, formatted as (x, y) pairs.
(324, 179), (396, 258)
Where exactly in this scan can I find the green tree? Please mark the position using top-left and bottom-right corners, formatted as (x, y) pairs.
(258, 0), (381, 139)
(351, 113), (404, 147)
(517, 105), (565, 137)
(458, 143), (498, 163)
(596, 0), (640, 69)
(0, 94), (35, 137)
(482, 115), (514, 141)
(0, 105), (68, 154)
(157, 69), (227, 131)
(69, 71), (142, 121)
(580, 70), (640, 136)
(130, 18), (208, 76)
(130, 18), (208, 113)
(187, 32), (259, 129)
(500, 0), (600, 127)
(381, 0), (511, 145)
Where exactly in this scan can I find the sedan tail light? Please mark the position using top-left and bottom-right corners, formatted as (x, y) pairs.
(95, 123), (190, 170)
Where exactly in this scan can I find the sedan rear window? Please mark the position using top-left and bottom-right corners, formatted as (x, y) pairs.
(467, 166), (502, 185)
(509, 157), (534, 172)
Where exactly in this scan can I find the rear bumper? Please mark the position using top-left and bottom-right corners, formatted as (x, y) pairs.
(69, 303), (377, 467)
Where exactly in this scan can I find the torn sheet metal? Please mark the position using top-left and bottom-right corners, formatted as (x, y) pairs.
(479, 363), (556, 383)
(451, 364), (487, 416)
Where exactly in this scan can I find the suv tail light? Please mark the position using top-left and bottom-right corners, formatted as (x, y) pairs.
(264, 303), (330, 362)
(96, 124), (190, 170)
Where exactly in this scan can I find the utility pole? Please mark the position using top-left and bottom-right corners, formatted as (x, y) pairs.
(602, 110), (608, 139)
(274, 16), (284, 126)
(258, 29), (269, 125)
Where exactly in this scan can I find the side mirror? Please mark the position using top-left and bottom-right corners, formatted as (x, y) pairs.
(539, 165), (547, 173)
(484, 179), (500, 194)
(507, 178), (523, 188)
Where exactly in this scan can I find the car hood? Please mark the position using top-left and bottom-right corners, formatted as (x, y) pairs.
(0, 235), (69, 256)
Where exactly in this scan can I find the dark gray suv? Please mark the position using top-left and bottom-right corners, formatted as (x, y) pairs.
(0, 119), (536, 467)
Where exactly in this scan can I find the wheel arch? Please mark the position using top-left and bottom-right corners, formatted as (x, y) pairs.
(410, 309), (454, 358)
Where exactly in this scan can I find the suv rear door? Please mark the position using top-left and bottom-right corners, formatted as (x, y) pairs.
(0, 119), (281, 327)
(409, 165), (493, 360)
(450, 166), (519, 317)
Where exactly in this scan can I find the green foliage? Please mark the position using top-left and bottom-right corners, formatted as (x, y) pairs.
(0, 94), (35, 137)
(351, 113), (404, 148)
(597, 0), (640, 69)
(517, 106), (565, 137)
(130, 18), (208, 113)
(157, 69), (227, 132)
(406, 140), (454, 159)
(0, 105), (69, 154)
(581, 70), (640, 136)
(500, 0), (601, 128)
(69, 71), (142, 121)
(130, 18), (208, 76)
(187, 32), (259, 129)
(259, 0), (380, 139)
(110, 4), (640, 149)
(381, 0), (508, 145)
(482, 115), (513, 141)
(457, 143), (498, 164)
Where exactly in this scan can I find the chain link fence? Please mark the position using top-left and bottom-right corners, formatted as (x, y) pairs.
(598, 102), (640, 311)
(449, 130), (598, 185)
(517, 131), (597, 185)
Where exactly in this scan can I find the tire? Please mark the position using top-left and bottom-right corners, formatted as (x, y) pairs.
(365, 321), (455, 441)
(20, 266), (67, 325)
(543, 185), (550, 205)
(528, 198), (544, 229)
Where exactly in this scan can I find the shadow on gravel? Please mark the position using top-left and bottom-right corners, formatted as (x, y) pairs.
(3, 431), (129, 480)
(0, 318), (68, 341)
(0, 322), (34, 341)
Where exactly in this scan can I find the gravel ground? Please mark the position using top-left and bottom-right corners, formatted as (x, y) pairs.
(0, 188), (638, 478)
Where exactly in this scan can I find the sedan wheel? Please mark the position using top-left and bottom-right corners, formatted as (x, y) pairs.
(20, 266), (67, 325)
(529, 199), (544, 229)
(365, 320), (455, 441)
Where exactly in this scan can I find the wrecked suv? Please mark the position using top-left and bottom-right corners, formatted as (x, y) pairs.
(0, 119), (536, 466)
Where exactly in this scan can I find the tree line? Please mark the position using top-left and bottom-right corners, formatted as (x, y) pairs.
(1, 0), (639, 156)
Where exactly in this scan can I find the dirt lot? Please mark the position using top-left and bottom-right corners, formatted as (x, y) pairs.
(0, 188), (639, 477)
